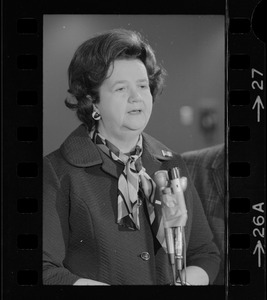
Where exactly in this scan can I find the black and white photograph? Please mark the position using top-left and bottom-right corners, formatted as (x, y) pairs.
(42, 15), (225, 286)
(3, 0), (266, 298)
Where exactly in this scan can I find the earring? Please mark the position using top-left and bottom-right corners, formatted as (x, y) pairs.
(92, 111), (101, 120)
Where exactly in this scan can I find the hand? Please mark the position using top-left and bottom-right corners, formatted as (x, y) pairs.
(179, 176), (187, 191)
(179, 266), (209, 285)
(73, 278), (110, 285)
(161, 176), (188, 228)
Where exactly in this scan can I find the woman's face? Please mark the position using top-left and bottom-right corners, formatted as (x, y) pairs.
(95, 59), (153, 141)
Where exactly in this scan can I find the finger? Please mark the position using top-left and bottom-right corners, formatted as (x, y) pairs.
(154, 170), (168, 188)
(180, 177), (187, 191)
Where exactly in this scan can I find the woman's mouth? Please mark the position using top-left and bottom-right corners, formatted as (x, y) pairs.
(128, 109), (142, 114)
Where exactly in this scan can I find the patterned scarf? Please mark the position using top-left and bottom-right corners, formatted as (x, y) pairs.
(90, 130), (166, 251)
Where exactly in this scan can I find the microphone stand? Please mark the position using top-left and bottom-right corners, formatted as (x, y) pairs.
(168, 167), (188, 285)
(154, 168), (188, 286)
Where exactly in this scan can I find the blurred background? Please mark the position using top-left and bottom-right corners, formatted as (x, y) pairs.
(43, 15), (225, 156)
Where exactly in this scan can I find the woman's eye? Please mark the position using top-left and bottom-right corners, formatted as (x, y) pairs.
(140, 84), (149, 89)
(115, 87), (126, 92)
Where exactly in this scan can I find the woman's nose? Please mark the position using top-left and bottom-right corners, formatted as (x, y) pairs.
(129, 88), (142, 102)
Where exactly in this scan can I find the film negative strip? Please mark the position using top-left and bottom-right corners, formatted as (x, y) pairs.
(2, 0), (265, 299)
(227, 0), (266, 299)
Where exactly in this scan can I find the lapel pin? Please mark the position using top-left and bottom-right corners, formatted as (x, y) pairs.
(161, 150), (173, 157)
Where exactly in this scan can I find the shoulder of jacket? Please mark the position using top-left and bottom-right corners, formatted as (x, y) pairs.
(142, 132), (179, 160)
(181, 143), (224, 169)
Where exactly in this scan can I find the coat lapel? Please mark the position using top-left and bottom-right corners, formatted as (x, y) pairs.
(60, 125), (175, 180)
(99, 150), (123, 179)
(141, 146), (162, 177)
(142, 132), (175, 177)
(60, 124), (102, 167)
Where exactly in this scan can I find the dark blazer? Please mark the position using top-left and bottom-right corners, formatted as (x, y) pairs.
(43, 124), (220, 285)
(181, 144), (225, 285)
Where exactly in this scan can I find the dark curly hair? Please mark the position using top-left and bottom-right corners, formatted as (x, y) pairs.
(65, 28), (166, 130)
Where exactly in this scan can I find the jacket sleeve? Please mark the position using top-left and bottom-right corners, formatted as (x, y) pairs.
(179, 156), (221, 284)
(43, 156), (80, 285)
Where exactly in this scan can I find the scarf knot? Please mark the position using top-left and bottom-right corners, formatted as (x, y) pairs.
(90, 130), (167, 251)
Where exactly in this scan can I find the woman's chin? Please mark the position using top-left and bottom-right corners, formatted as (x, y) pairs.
(124, 116), (149, 132)
(123, 122), (147, 134)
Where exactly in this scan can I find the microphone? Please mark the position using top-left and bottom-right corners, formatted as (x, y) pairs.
(168, 168), (188, 273)
(154, 167), (188, 284)
(153, 170), (175, 282)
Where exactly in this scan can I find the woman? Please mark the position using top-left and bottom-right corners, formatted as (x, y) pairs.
(43, 28), (220, 285)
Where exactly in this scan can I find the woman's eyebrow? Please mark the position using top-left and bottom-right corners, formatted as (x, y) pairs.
(136, 79), (149, 83)
(111, 78), (148, 88)
(112, 80), (128, 87)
